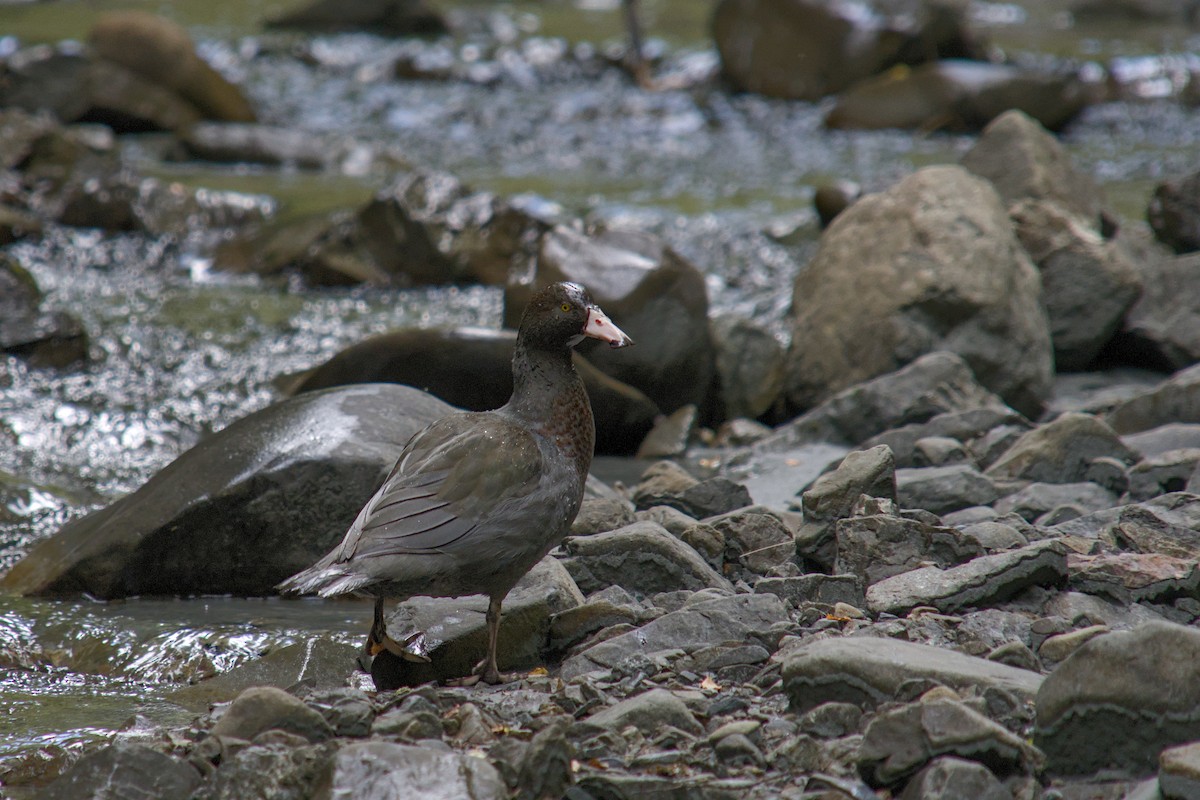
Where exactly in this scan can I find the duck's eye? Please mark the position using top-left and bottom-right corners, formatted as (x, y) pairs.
(561, 302), (571, 312)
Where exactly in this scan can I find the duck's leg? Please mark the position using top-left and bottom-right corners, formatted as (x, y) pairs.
(365, 596), (393, 657)
(480, 596), (505, 684)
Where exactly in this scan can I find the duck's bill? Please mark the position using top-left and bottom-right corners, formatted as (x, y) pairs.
(583, 306), (634, 348)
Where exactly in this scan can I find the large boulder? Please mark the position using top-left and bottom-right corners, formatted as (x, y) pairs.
(0, 384), (453, 598)
(711, 0), (982, 101)
(1009, 198), (1142, 370)
(826, 60), (1089, 133)
(87, 12), (256, 123)
(1110, 252), (1200, 371)
(280, 326), (659, 455)
(265, 0), (449, 36)
(505, 226), (716, 417)
(784, 165), (1053, 418)
(961, 109), (1107, 232)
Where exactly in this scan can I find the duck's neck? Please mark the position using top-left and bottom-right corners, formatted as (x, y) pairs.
(505, 344), (595, 479)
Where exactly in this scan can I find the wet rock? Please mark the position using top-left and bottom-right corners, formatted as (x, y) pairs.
(835, 512), (984, 586)
(1148, 169), (1200, 254)
(793, 444), (897, 569)
(858, 698), (1041, 786)
(783, 636), (1043, 713)
(1128, 449), (1200, 500)
(712, 0), (981, 101)
(0, 203), (42, 244)
(986, 412), (1136, 484)
(784, 166), (1053, 419)
(866, 540), (1068, 615)
(754, 573), (866, 608)
(506, 225), (716, 416)
(897, 755), (1014, 800)
(0, 46), (204, 132)
(1010, 198), (1141, 370)
(961, 109), (1107, 232)
(170, 638), (360, 711)
(896, 464), (1001, 516)
(0, 256), (88, 368)
(281, 326), (658, 455)
(42, 741), (201, 800)
(560, 521), (733, 597)
(1036, 621), (1200, 775)
(322, 741), (505, 800)
(1107, 364), (1200, 434)
(704, 507), (794, 576)
(1067, 552), (1200, 604)
(1114, 253), (1200, 371)
(710, 314), (785, 421)
(580, 688), (703, 737)
(993, 482), (1118, 522)
(265, 0), (449, 36)
(209, 686), (334, 744)
(826, 60), (1089, 133)
(89, 12), (255, 123)
(560, 592), (786, 679)
(761, 351), (1006, 451)
(373, 557), (583, 686)
(0, 384), (453, 598)
(1160, 742), (1200, 800)
(814, 179), (862, 227)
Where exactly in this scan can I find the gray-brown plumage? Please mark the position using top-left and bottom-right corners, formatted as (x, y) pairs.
(278, 282), (633, 683)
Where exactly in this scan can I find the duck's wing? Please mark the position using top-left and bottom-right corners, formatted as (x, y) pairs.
(333, 412), (542, 561)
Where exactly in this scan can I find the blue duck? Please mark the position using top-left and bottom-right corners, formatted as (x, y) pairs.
(279, 281), (633, 683)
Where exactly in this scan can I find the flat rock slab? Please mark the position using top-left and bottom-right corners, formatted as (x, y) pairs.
(866, 540), (1068, 614)
(321, 741), (505, 800)
(782, 636), (1043, 713)
(1, 384), (453, 598)
(1036, 620), (1200, 776)
(1068, 552), (1200, 604)
(559, 593), (786, 680)
(858, 698), (1042, 786)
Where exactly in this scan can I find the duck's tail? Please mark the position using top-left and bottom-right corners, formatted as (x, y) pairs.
(277, 562), (375, 598)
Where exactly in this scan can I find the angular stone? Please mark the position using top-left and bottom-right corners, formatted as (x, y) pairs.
(1123, 423), (1200, 459)
(1148, 169), (1200, 254)
(858, 698), (1041, 786)
(704, 507), (794, 576)
(1036, 621), (1200, 776)
(896, 464), (1001, 516)
(321, 741), (505, 800)
(794, 444), (897, 570)
(762, 352), (1007, 451)
(571, 497), (637, 536)
(1107, 364), (1200, 435)
(835, 513), (984, 586)
(1128, 449), (1200, 501)
(711, 313), (786, 420)
(209, 686), (333, 744)
(898, 755), (1014, 800)
(561, 593), (787, 680)
(42, 741), (201, 800)
(987, 412), (1135, 484)
(580, 688), (703, 737)
(560, 521), (732, 597)
(1067, 552), (1200, 604)
(866, 540), (1068, 615)
(1050, 493), (1200, 550)
(993, 481), (1118, 522)
(782, 636), (1043, 713)
(753, 574), (865, 609)
(1116, 253), (1200, 371)
(862, 406), (1027, 468)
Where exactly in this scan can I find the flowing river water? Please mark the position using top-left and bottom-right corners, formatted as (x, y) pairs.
(0, 0), (1198, 787)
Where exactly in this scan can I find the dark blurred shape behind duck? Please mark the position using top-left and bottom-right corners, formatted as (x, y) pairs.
(279, 281), (633, 684)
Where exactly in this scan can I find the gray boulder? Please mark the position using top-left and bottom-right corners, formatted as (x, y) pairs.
(835, 512), (984, 586)
(1115, 253), (1200, 371)
(320, 741), (505, 800)
(1010, 198), (1142, 370)
(986, 412), (1136, 484)
(785, 166), (1053, 418)
(961, 109), (1107, 231)
(1107, 364), (1200, 434)
(1147, 167), (1200, 254)
(863, 406), (1029, 469)
(579, 688), (703, 737)
(898, 756), (1012, 800)
(0, 384), (453, 598)
(711, 313), (785, 420)
(506, 226), (716, 416)
(1036, 621), (1200, 776)
(895, 464), (1001, 516)
(208, 686), (334, 744)
(794, 444), (897, 570)
(42, 741), (201, 800)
